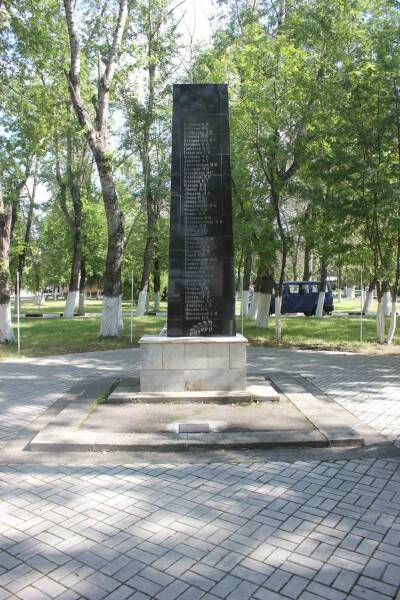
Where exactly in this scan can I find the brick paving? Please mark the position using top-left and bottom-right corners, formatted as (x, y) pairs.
(0, 348), (399, 599)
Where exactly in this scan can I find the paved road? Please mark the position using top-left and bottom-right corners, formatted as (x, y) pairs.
(0, 348), (399, 599)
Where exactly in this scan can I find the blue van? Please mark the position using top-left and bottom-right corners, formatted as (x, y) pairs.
(269, 281), (334, 316)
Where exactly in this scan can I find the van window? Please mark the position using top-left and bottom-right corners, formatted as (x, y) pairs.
(299, 284), (309, 294)
(310, 284), (318, 293)
(288, 284), (299, 294)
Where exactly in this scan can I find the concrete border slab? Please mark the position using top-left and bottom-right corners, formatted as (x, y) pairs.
(27, 372), (380, 453)
(107, 375), (280, 404)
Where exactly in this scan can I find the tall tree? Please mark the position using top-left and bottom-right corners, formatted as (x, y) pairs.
(122, 0), (178, 314)
(63, 0), (128, 336)
(54, 127), (89, 318)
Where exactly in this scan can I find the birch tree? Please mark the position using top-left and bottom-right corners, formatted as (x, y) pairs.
(54, 128), (89, 318)
(63, 0), (129, 336)
(121, 0), (178, 315)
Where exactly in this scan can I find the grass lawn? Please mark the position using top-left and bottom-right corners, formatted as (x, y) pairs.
(242, 315), (399, 352)
(14, 298), (133, 315)
(0, 316), (165, 360)
(332, 296), (400, 313)
(0, 311), (398, 360)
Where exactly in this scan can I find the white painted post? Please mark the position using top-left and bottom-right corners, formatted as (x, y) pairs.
(130, 271), (134, 344)
(241, 278), (244, 336)
(16, 271), (21, 354)
(360, 268), (363, 342)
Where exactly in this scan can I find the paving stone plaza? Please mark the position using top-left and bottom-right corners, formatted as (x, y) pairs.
(1, 347), (400, 599)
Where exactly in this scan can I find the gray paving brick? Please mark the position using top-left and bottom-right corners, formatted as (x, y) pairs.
(16, 586), (50, 600)
(125, 574), (162, 597)
(71, 579), (109, 600)
(55, 592), (80, 600)
(357, 576), (397, 597)
(33, 576), (66, 597)
(177, 587), (206, 600)
(180, 570), (214, 592)
(255, 587), (287, 600)
(209, 574), (242, 598)
(86, 571), (120, 592)
(230, 564), (267, 585)
(263, 570), (291, 592)
(383, 562), (400, 586)
(332, 569), (359, 593)
(226, 579), (258, 600)
(351, 585), (392, 600)
(0, 553), (20, 570)
(307, 581), (347, 600)
(281, 575), (309, 599)
(155, 580), (189, 600)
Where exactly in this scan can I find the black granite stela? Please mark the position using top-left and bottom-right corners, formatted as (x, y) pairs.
(167, 83), (236, 337)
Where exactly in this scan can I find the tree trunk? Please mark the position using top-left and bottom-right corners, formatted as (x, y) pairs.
(79, 256), (86, 316)
(153, 254), (161, 312)
(376, 284), (385, 343)
(315, 260), (328, 318)
(386, 299), (397, 344)
(382, 282), (391, 317)
(275, 295), (282, 339)
(292, 235), (300, 281)
(137, 209), (157, 316)
(248, 269), (261, 320)
(0, 190), (14, 343)
(97, 157), (125, 336)
(63, 0), (128, 337)
(63, 233), (81, 318)
(303, 244), (313, 280)
(236, 248), (243, 293)
(241, 251), (252, 317)
(363, 278), (376, 314)
(256, 272), (274, 328)
(137, 53), (157, 317)
(16, 173), (36, 289)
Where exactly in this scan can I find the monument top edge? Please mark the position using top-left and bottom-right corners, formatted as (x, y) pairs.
(139, 334), (247, 344)
(173, 83), (227, 88)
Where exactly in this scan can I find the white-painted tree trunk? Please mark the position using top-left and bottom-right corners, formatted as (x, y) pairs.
(79, 292), (85, 315)
(382, 291), (391, 316)
(53, 289), (57, 301)
(337, 288), (342, 303)
(145, 291), (150, 312)
(386, 301), (397, 344)
(136, 290), (147, 316)
(315, 291), (326, 318)
(248, 292), (260, 320)
(63, 290), (78, 318)
(99, 295), (123, 337)
(363, 290), (374, 314)
(154, 291), (161, 312)
(275, 296), (282, 339)
(241, 290), (250, 317)
(256, 293), (271, 328)
(0, 303), (14, 343)
(119, 295), (124, 330)
(36, 291), (45, 307)
(346, 286), (354, 299)
(376, 300), (385, 344)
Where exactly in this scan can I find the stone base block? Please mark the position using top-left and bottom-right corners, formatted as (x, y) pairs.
(139, 334), (247, 392)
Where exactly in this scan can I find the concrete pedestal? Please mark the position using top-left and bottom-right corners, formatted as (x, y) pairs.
(139, 334), (247, 393)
